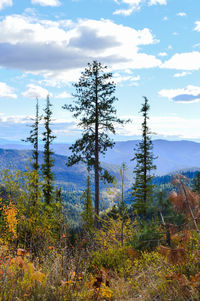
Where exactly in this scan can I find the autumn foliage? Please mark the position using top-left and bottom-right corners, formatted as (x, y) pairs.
(0, 171), (200, 300)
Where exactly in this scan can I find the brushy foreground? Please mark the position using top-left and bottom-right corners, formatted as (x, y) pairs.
(0, 170), (200, 300)
(0, 224), (200, 301)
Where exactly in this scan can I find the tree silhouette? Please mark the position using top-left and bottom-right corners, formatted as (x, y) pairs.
(23, 98), (42, 206)
(41, 95), (56, 205)
(132, 97), (156, 217)
(63, 61), (127, 223)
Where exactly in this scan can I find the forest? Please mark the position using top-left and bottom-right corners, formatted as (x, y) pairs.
(0, 61), (200, 301)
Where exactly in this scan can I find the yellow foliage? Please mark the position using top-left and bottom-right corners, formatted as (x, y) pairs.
(32, 270), (46, 283)
(100, 283), (113, 299)
(95, 216), (133, 249)
(2, 201), (18, 239)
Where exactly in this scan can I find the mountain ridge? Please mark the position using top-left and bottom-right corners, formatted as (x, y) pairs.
(0, 139), (200, 176)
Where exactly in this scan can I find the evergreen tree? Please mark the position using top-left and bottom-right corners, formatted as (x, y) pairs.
(81, 174), (94, 233)
(193, 172), (200, 193)
(23, 98), (41, 206)
(41, 95), (56, 205)
(132, 97), (156, 217)
(119, 163), (128, 246)
(63, 61), (127, 222)
(120, 163), (126, 207)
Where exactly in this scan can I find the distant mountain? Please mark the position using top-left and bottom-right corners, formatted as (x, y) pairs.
(1, 139), (200, 176)
(101, 139), (200, 175)
(0, 148), (132, 191)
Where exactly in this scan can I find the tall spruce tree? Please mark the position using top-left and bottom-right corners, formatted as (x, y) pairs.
(63, 61), (126, 222)
(41, 95), (56, 205)
(132, 97), (156, 217)
(23, 98), (41, 206)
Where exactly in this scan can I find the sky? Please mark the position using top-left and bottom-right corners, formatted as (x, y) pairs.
(1, 0), (200, 143)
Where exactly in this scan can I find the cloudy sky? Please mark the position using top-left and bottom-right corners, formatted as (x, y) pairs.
(1, 0), (200, 142)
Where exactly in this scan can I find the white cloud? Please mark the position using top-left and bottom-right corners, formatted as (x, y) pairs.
(22, 84), (50, 99)
(0, 15), (161, 84)
(0, 0), (12, 10)
(194, 21), (200, 32)
(116, 115), (200, 140)
(113, 7), (135, 16)
(158, 85), (200, 103)
(0, 82), (17, 99)
(113, 0), (166, 16)
(113, 73), (140, 85)
(149, 0), (167, 5)
(0, 113), (32, 124)
(113, 0), (141, 16)
(158, 52), (167, 57)
(162, 52), (200, 70)
(2, 112), (200, 142)
(173, 71), (191, 78)
(163, 16), (168, 21)
(193, 42), (200, 48)
(31, 0), (61, 6)
(40, 68), (83, 87)
(177, 12), (187, 17)
(55, 92), (72, 99)
(124, 69), (133, 74)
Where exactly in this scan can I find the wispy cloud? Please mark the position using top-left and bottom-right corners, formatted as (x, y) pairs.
(149, 0), (167, 6)
(112, 114), (200, 141)
(0, 0), (12, 10)
(194, 21), (200, 32)
(55, 92), (72, 99)
(2, 112), (200, 142)
(113, 7), (135, 16)
(113, 0), (167, 16)
(22, 84), (50, 99)
(113, 73), (140, 85)
(0, 82), (17, 99)
(173, 71), (191, 78)
(176, 12), (187, 17)
(158, 52), (167, 57)
(31, 0), (61, 7)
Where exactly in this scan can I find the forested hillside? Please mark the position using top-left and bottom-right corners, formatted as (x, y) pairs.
(0, 148), (132, 191)
(2, 139), (200, 175)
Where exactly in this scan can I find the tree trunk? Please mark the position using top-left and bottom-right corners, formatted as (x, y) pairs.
(143, 112), (147, 217)
(94, 69), (99, 227)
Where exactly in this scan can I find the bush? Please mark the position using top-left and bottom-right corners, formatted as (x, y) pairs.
(91, 246), (131, 271)
(131, 220), (164, 251)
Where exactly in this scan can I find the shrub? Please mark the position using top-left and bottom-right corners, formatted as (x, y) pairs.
(91, 246), (131, 271)
(131, 220), (164, 251)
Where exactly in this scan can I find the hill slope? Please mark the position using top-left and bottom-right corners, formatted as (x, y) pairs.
(0, 148), (132, 191)
(0, 139), (200, 186)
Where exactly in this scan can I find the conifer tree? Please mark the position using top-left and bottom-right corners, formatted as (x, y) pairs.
(63, 61), (127, 221)
(193, 172), (200, 193)
(132, 97), (156, 217)
(119, 163), (128, 246)
(23, 98), (41, 206)
(81, 174), (94, 233)
(41, 95), (56, 205)
(120, 163), (126, 207)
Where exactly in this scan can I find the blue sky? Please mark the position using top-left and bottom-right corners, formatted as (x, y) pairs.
(1, 0), (200, 142)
